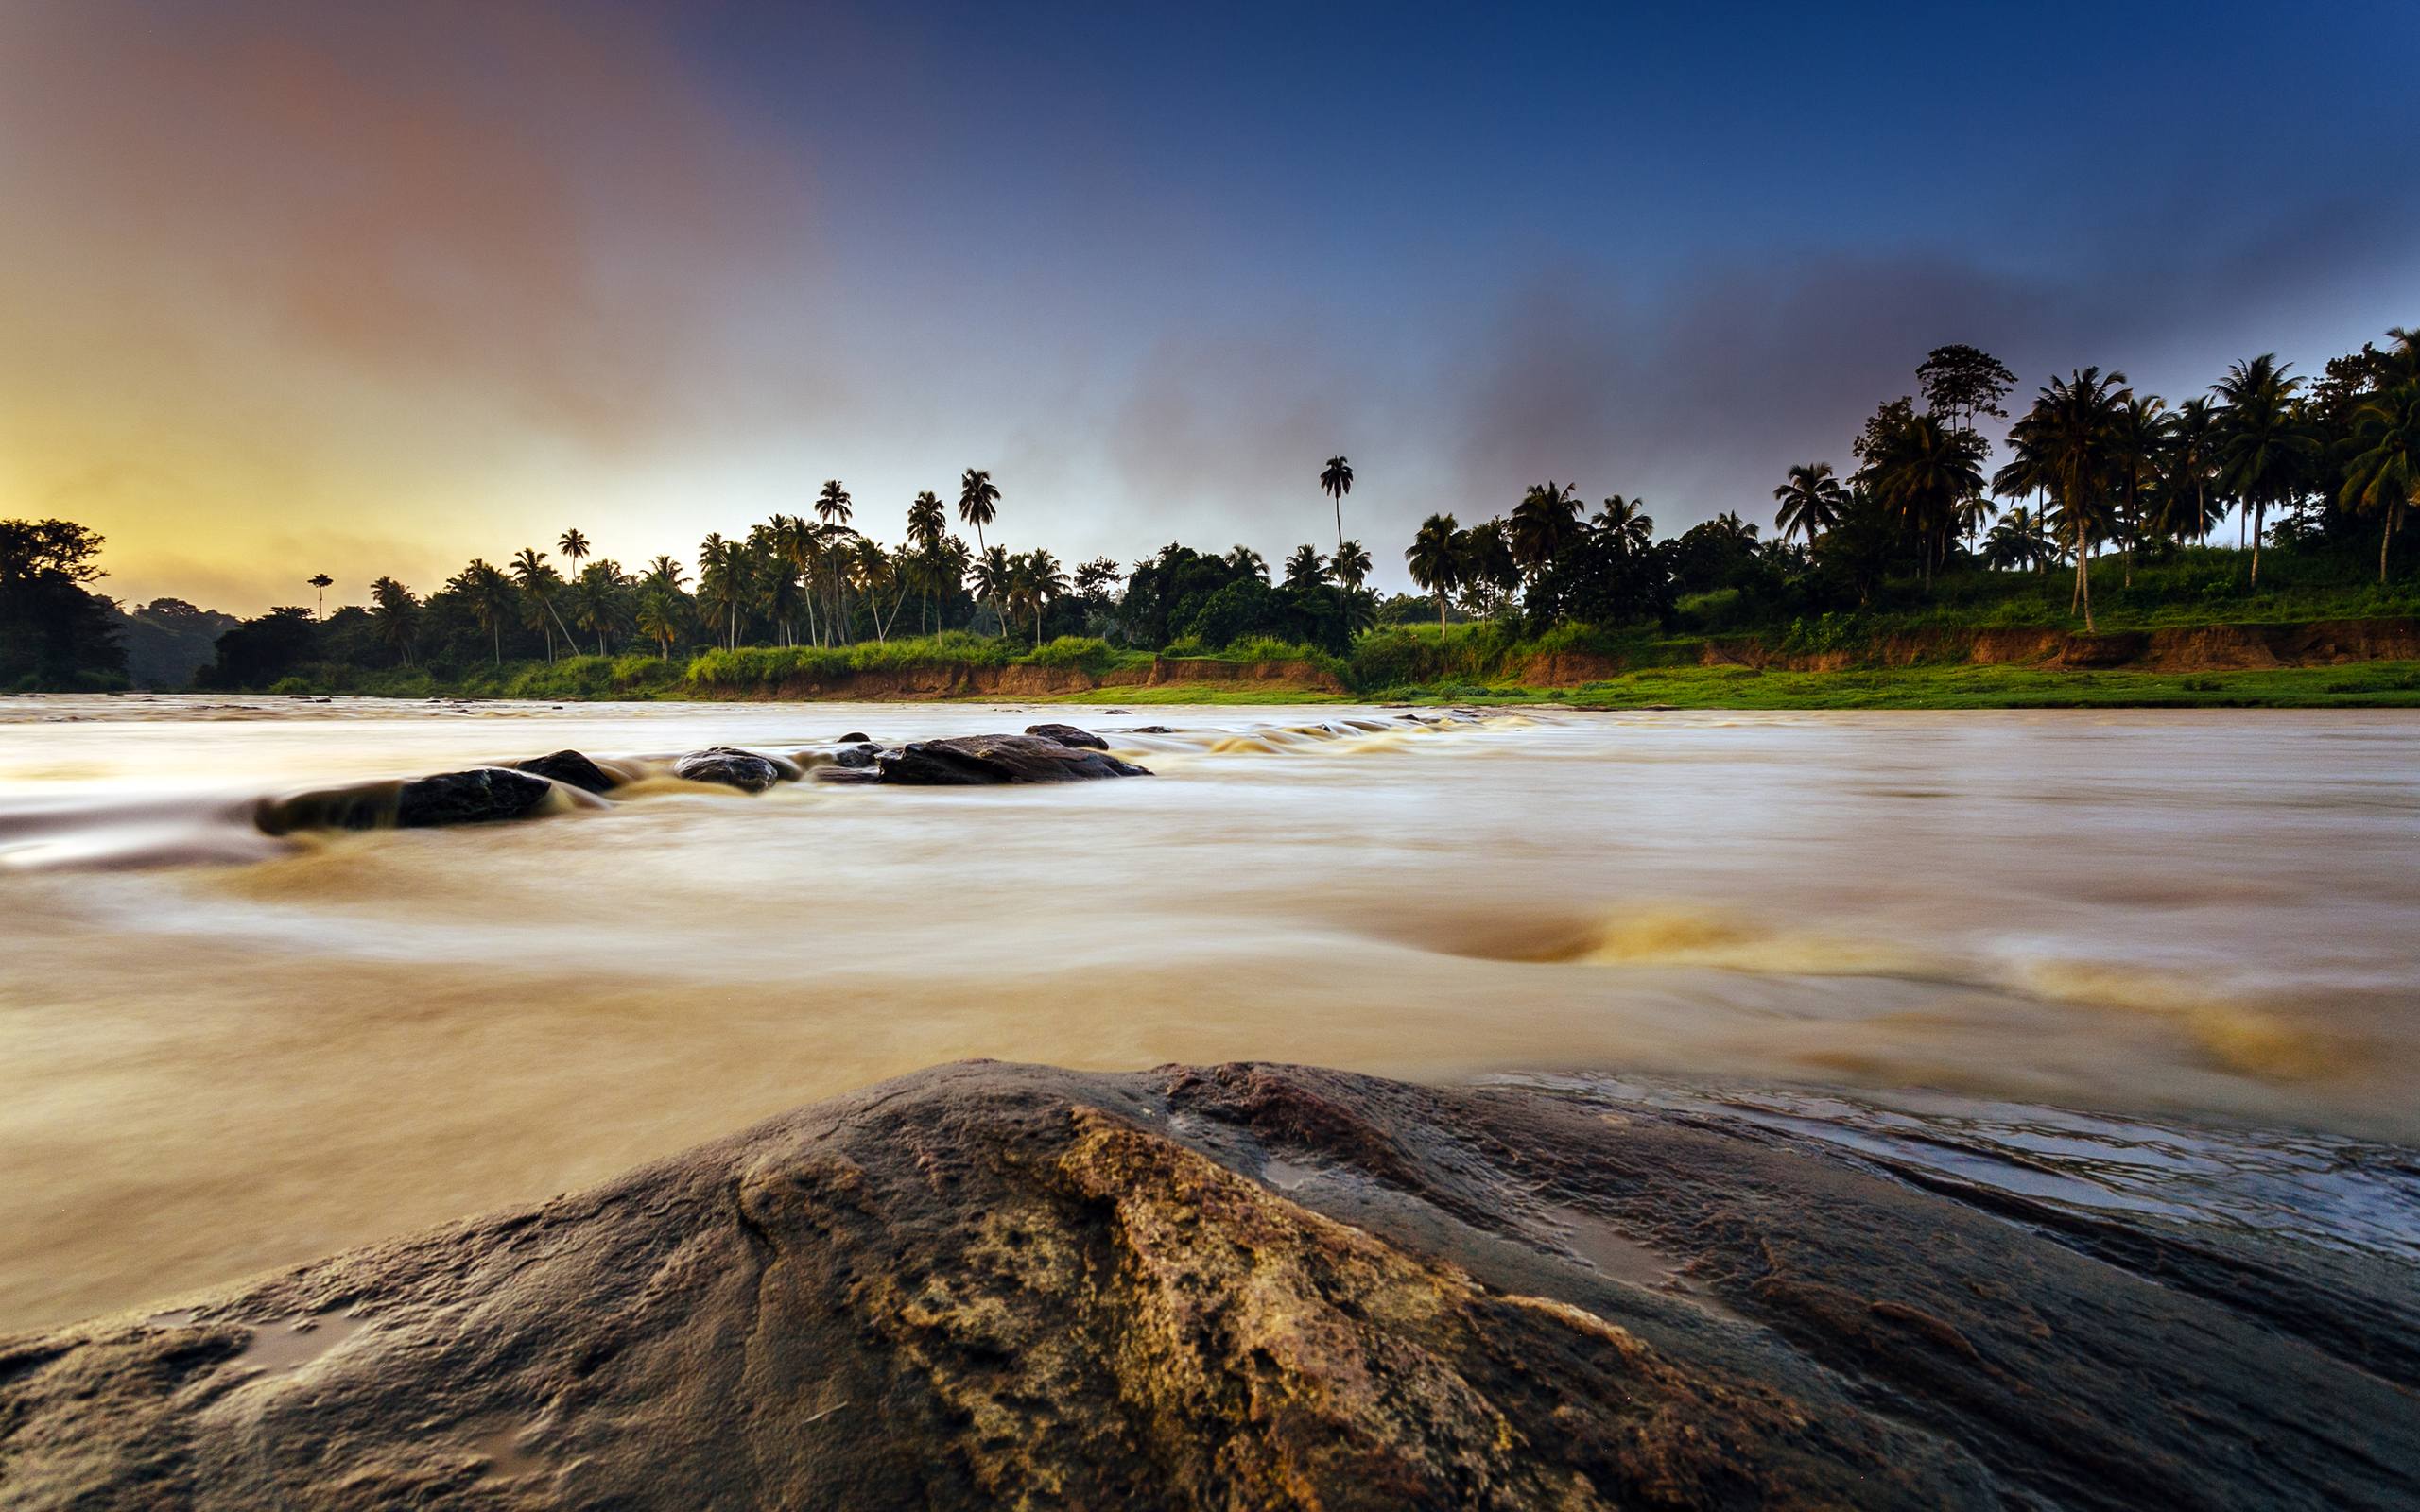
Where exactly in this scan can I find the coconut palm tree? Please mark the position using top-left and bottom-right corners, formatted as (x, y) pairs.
(1771, 464), (1845, 546)
(2165, 396), (2225, 544)
(634, 589), (683, 660)
(1226, 543), (1269, 582)
(2212, 354), (2318, 588)
(510, 547), (574, 662)
(1331, 539), (1372, 593)
(1592, 495), (1654, 556)
(1866, 414), (1986, 586)
(1508, 482), (1582, 582)
(2342, 377), (2419, 583)
(2109, 394), (2172, 586)
(306, 573), (333, 620)
(904, 490), (948, 632)
(557, 528), (590, 571)
(1457, 519), (1519, 615)
(451, 558), (518, 666)
(697, 534), (751, 650)
(1021, 548), (1066, 645)
(1283, 543), (1329, 591)
(957, 469), (1000, 559)
(968, 545), (1013, 635)
(1405, 513), (1461, 634)
(569, 560), (628, 656)
(2001, 367), (2131, 631)
(1319, 455), (1354, 555)
(1982, 506), (2054, 572)
(369, 576), (419, 665)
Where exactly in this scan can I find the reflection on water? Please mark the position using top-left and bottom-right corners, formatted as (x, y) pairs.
(0, 696), (2413, 1331)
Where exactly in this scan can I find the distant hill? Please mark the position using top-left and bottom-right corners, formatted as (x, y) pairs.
(113, 598), (240, 689)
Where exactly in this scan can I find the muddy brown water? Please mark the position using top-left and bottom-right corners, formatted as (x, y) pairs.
(0, 696), (2413, 1332)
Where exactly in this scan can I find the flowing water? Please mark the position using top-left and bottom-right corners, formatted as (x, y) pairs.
(1, 696), (2414, 1332)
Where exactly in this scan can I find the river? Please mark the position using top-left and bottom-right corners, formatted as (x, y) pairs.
(0, 696), (2413, 1332)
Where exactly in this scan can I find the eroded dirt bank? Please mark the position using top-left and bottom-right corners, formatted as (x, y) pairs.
(5, 1062), (2412, 1510)
(1519, 615), (2420, 683)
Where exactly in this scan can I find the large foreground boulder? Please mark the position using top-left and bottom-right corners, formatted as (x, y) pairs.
(4, 1062), (2411, 1510)
(878, 733), (1150, 785)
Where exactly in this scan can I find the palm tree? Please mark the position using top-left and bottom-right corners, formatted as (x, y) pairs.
(1018, 548), (1066, 645)
(1982, 506), (2054, 572)
(2212, 354), (2317, 588)
(968, 544), (1013, 635)
(1771, 464), (1844, 546)
(369, 576), (419, 666)
(307, 573), (333, 619)
(569, 560), (628, 656)
(2109, 394), (2172, 587)
(2165, 396), (2225, 544)
(557, 528), (590, 571)
(1283, 543), (1329, 591)
(1456, 519), (1518, 614)
(1319, 455), (1354, 555)
(1405, 513), (1461, 635)
(1226, 543), (1269, 582)
(698, 534), (751, 650)
(2342, 377), (2419, 583)
(958, 468), (1000, 558)
(905, 490), (948, 633)
(510, 547), (573, 662)
(1508, 481), (1582, 582)
(634, 589), (683, 660)
(2001, 367), (2131, 631)
(1331, 539), (1372, 593)
(1866, 415), (1986, 586)
(451, 558), (518, 666)
(1592, 495), (1654, 555)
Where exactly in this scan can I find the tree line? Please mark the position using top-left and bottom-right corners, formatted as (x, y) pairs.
(4, 327), (2412, 692)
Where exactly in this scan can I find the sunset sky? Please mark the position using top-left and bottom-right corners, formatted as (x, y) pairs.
(4, 0), (2414, 613)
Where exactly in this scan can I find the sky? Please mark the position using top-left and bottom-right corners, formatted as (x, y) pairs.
(3, 0), (2415, 613)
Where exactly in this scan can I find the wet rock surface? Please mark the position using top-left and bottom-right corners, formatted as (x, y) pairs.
(1022, 722), (1109, 749)
(510, 750), (618, 795)
(5, 1061), (2411, 1511)
(877, 733), (1150, 784)
(392, 767), (560, 828)
(671, 747), (786, 793)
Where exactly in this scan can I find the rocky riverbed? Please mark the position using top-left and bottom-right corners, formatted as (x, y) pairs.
(5, 1060), (2413, 1510)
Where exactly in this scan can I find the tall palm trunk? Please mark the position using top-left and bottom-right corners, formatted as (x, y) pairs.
(1435, 592), (1447, 637)
(2074, 524), (2094, 633)
(2250, 504), (2265, 588)
(2384, 503), (2400, 585)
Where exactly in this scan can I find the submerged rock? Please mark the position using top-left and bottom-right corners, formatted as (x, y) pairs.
(511, 748), (619, 795)
(832, 743), (882, 769)
(8, 1061), (2411, 1510)
(672, 747), (788, 793)
(836, 730), (871, 744)
(879, 734), (1150, 785)
(1022, 722), (1109, 749)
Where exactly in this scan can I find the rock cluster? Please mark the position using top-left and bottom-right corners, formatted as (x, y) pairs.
(253, 727), (1147, 836)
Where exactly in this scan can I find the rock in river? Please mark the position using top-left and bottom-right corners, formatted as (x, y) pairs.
(257, 766), (562, 833)
(1022, 721), (1109, 749)
(672, 747), (788, 793)
(510, 749), (619, 795)
(7, 1061), (2411, 1509)
(878, 733), (1150, 784)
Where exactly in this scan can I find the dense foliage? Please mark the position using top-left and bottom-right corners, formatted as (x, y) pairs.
(7, 329), (2413, 696)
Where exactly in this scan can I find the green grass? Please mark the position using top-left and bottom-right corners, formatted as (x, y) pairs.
(1363, 661), (2420, 710)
